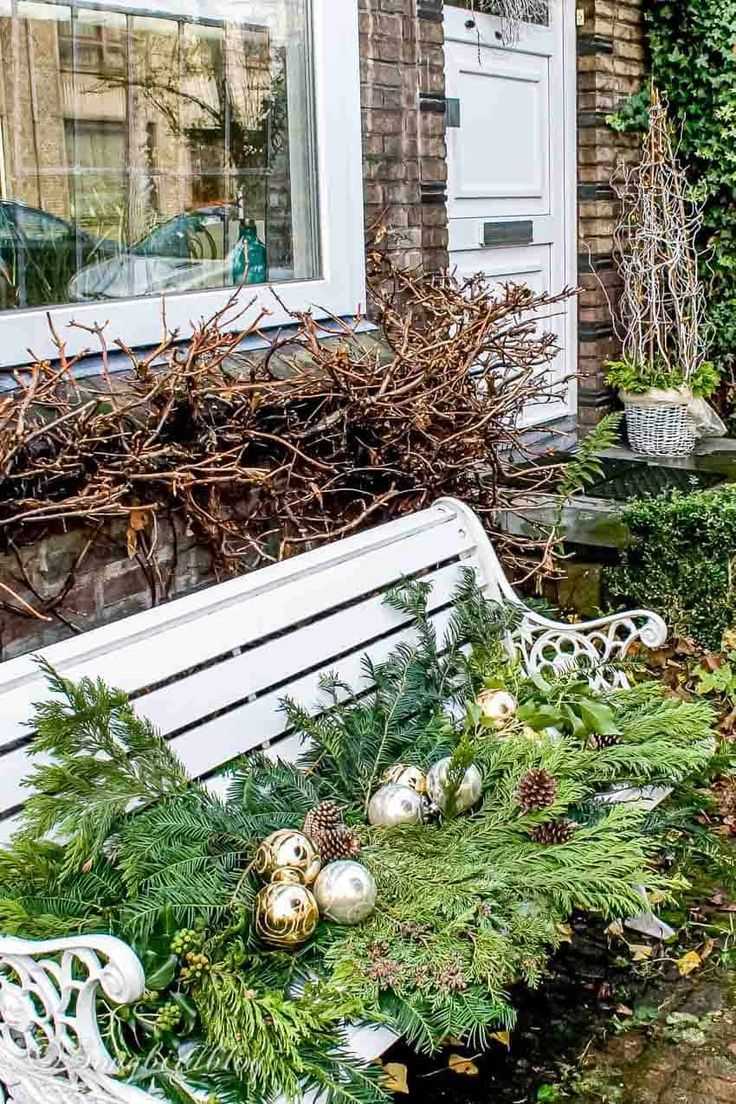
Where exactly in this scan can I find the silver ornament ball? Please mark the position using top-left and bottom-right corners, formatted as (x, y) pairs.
(368, 783), (425, 827)
(426, 757), (483, 814)
(476, 689), (517, 728)
(381, 763), (427, 794)
(314, 860), (377, 925)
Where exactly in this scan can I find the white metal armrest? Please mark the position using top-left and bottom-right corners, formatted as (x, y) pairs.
(436, 496), (668, 691)
(0, 934), (153, 1103)
(509, 607), (668, 690)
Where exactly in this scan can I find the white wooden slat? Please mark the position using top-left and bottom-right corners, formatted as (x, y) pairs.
(0, 515), (474, 746)
(0, 504), (461, 692)
(167, 605), (456, 780)
(0, 605), (457, 824)
(135, 561), (468, 737)
(0, 816), (20, 845)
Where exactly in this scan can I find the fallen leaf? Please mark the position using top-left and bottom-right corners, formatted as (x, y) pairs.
(700, 937), (716, 962)
(448, 1054), (479, 1076)
(629, 943), (653, 961)
(556, 922), (573, 943)
(615, 1004), (634, 1016)
(381, 1063), (409, 1094)
(126, 524), (138, 558)
(490, 1030), (511, 1048)
(129, 507), (148, 532)
(677, 949), (702, 976)
(606, 919), (625, 938)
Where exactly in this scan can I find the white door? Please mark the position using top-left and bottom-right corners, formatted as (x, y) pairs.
(444, 3), (576, 425)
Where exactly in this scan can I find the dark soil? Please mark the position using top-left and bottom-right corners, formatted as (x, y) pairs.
(384, 915), (651, 1103)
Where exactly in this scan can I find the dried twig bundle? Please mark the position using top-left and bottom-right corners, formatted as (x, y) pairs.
(0, 247), (575, 626)
(464, 0), (550, 44)
(612, 87), (708, 381)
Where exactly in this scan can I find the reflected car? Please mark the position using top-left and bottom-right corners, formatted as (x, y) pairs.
(0, 201), (112, 310)
(68, 205), (274, 301)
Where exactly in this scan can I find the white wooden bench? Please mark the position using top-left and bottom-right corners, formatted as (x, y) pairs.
(0, 497), (667, 1104)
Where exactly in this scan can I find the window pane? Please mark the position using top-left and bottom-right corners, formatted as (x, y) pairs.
(0, 0), (318, 310)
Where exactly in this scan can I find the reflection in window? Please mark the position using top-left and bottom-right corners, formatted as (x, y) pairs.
(0, 0), (318, 309)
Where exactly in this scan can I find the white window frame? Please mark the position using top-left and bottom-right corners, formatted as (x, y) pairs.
(0, 0), (365, 368)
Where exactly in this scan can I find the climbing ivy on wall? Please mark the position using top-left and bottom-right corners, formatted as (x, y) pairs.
(629, 2), (736, 394)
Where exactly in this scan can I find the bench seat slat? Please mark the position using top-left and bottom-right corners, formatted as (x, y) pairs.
(135, 560), (467, 737)
(0, 604), (457, 841)
(167, 605), (457, 779)
(0, 510), (477, 745)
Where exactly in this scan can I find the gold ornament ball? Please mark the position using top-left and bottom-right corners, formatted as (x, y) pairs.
(426, 757), (483, 814)
(314, 860), (377, 925)
(253, 829), (321, 885)
(254, 881), (319, 947)
(476, 688), (517, 728)
(381, 763), (427, 794)
(368, 783), (425, 827)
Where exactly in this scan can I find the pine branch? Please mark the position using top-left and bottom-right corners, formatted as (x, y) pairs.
(19, 660), (189, 874)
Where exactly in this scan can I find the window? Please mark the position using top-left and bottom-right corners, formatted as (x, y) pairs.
(0, 0), (364, 365)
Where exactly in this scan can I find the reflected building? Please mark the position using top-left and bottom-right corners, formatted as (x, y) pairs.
(0, 0), (316, 308)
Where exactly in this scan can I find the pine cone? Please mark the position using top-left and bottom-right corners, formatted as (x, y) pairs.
(317, 825), (362, 862)
(530, 818), (577, 845)
(517, 768), (558, 812)
(303, 801), (342, 837)
(303, 802), (361, 862)
(590, 732), (622, 750)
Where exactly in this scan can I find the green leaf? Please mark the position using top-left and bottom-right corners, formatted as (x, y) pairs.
(145, 953), (179, 990)
(579, 701), (621, 737)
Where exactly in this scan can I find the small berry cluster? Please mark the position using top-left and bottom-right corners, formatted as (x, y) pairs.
(154, 1002), (182, 1032)
(180, 951), (211, 982)
(170, 928), (203, 956)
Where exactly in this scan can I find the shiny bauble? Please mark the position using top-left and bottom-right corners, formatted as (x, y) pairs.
(253, 829), (321, 885)
(476, 688), (517, 728)
(367, 783), (425, 828)
(381, 763), (427, 795)
(254, 880), (319, 947)
(426, 757), (483, 815)
(314, 860), (377, 925)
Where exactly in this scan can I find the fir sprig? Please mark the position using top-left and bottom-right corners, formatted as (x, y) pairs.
(19, 659), (189, 874)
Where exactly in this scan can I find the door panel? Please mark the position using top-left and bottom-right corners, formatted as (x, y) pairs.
(445, 3), (575, 426)
(451, 52), (549, 214)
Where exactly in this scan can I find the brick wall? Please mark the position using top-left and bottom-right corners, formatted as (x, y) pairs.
(576, 0), (647, 425)
(359, 0), (449, 272)
(0, 517), (216, 660)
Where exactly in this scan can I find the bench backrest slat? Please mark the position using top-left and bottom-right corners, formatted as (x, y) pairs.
(0, 499), (504, 840)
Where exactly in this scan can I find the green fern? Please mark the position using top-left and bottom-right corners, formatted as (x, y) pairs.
(557, 412), (623, 503)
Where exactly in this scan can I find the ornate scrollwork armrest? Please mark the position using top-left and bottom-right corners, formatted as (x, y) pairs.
(0, 934), (154, 1103)
(508, 607), (668, 690)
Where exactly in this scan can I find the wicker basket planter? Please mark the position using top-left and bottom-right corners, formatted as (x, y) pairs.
(621, 392), (697, 457)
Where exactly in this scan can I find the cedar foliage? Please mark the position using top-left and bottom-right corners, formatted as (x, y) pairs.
(0, 574), (719, 1104)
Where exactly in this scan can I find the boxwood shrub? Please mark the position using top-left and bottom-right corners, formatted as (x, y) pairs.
(604, 485), (736, 649)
